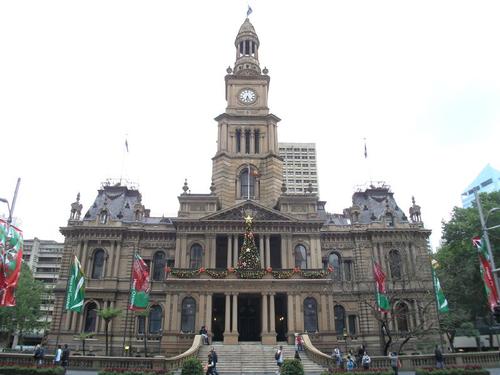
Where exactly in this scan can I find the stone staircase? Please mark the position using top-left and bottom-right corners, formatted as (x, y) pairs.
(197, 342), (326, 375)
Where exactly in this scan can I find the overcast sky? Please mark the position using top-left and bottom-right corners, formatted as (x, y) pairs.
(1, 1), (499, 250)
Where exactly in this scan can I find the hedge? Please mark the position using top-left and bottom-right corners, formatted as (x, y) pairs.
(416, 366), (490, 375)
(281, 359), (304, 375)
(98, 369), (169, 375)
(0, 366), (65, 375)
(321, 369), (393, 375)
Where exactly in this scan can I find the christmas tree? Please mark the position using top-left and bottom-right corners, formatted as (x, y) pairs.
(237, 215), (261, 270)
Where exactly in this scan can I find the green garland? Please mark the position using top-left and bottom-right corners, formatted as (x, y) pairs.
(171, 269), (200, 278)
(272, 270), (294, 279)
(237, 269), (265, 279)
(205, 269), (228, 279)
(301, 270), (330, 279)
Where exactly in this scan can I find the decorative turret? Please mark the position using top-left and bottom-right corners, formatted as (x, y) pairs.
(234, 18), (260, 76)
(69, 193), (83, 221)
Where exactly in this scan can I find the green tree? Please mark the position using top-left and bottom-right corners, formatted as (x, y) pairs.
(435, 191), (500, 337)
(0, 263), (47, 347)
(237, 215), (260, 270)
(181, 357), (203, 375)
(97, 307), (121, 356)
(281, 358), (305, 375)
(75, 332), (93, 355)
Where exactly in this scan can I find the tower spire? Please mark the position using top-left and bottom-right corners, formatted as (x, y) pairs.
(234, 18), (260, 75)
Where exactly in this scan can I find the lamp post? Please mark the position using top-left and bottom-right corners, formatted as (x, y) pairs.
(343, 328), (348, 355)
(0, 178), (21, 225)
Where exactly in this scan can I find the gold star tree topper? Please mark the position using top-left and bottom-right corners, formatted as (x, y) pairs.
(244, 214), (253, 225)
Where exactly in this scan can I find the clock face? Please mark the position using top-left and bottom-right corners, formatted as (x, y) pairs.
(238, 88), (257, 104)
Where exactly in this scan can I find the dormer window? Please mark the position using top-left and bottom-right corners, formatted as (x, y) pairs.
(135, 210), (142, 221)
(99, 210), (108, 224)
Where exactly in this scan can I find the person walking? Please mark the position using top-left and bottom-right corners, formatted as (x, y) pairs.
(294, 350), (301, 361)
(346, 355), (355, 371)
(362, 352), (371, 370)
(435, 345), (444, 369)
(54, 345), (62, 365)
(205, 353), (215, 375)
(210, 347), (219, 375)
(275, 345), (284, 375)
(389, 352), (399, 375)
(34, 344), (45, 367)
(61, 344), (70, 374)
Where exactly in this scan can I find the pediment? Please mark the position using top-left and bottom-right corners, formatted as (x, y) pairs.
(201, 201), (297, 222)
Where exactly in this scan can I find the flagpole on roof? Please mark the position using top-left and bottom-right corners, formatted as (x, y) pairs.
(120, 135), (129, 186)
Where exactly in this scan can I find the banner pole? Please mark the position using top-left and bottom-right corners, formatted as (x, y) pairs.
(122, 250), (135, 356)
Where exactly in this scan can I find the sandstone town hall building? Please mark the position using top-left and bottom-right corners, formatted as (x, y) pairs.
(49, 17), (437, 356)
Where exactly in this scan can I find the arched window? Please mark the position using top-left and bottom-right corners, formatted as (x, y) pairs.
(294, 244), (307, 269)
(181, 297), (196, 333)
(91, 249), (105, 279)
(240, 168), (256, 199)
(328, 252), (342, 281)
(149, 305), (162, 334)
(395, 302), (409, 332)
(152, 251), (166, 281)
(334, 305), (346, 335)
(190, 244), (202, 269)
(83, 302), (98, 333)
(303, 297), (318, 333)
(389, 250), (402, 279)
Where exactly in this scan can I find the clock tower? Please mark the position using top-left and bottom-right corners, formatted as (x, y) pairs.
(212, 18), (283, 209)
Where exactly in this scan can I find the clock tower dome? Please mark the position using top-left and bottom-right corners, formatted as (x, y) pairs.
(212, 18), (283, 209)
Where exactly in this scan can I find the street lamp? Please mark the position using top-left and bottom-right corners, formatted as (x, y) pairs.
(343, 328), (348, 355)
(0, 178), (21, 225)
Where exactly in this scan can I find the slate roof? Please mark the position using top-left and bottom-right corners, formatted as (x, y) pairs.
(351, 186), (408, 224)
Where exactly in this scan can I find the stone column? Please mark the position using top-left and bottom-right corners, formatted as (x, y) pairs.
(250, 130), (255, 154)
(171, 294), (179, 332)
(261, 292), (277, 345)
(113, 241), (121, 277)
(287, 293), (295, 344)
(259, 236), (265, 268)
(328, 295), (335, 331)
(210, 236), (216, 268)
(174, 238), (181, 268)
(227, 235), (232, 268)
(164, 293), (172, 331)
(206, 293), (213, 333)
(295, 294), (304, 332)
(224, 293), (238, 344)
(232, 294), (238, 333)
(265, 236), (271, 268)
(281, 236), (288, 269)
(106, 242), (114, 278)
(233, 235), (239, 267)
(198, 294), (206, 331)
(320, 293), (328, 331)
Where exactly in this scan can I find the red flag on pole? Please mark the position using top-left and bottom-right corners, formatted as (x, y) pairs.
(0, 219), (23, 307)
(473, 236), (499, 311)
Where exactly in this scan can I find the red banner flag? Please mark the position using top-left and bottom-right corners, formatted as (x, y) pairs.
(473, 236), (499, 311)
(129, 253), (150, 311)
(0, 219), (23, 307)
(373, 261), (390, 312)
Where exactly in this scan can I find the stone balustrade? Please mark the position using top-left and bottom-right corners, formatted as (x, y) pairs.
(302, 334), (500, 370)
(0, 335), (203, 371)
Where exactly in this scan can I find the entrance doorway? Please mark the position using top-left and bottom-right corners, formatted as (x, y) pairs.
(275, 293), (288, 341)
(238, 294), (261, 341)
(212, 294), (225, 342)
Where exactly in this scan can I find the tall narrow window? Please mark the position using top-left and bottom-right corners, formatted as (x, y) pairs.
(152, 251), (166, 281)
(137, 315), (146, 334)
(294, 244), (307, 269)
(245, 129), (251, 154)
(240, 169), (255, 199)
(348, 315), (357, 335)
(181, 297), (196, 333)
(91, 249), (105, 279)
(99, 210), (108, 224)
(149, 305), (162, 334)
(190, 244), (202, 269)
(254, 130), (260, 153)
(83, 302), (97, 333)
(236, 129), (241, 153)
(334, 305), (346, 334)
(328, 252), (342, 281)
(303, 297), (318, 333)
(395, 302), (409, 332)
(389, 250), (402, 279)
(344, 260), (353, 281)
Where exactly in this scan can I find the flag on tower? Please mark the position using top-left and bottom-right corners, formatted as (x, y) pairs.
(247, 5), (253, 17)
(0, 219), (23, 307)
(129, 253), (150, 311)
(473, 236), (500, 311)
(65, 255), (85, 312)
(372, 260), (390, 312)
(364, 139), (368, 159)
(125, 139), (129, 153)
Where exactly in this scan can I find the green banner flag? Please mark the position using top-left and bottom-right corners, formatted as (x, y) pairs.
(65, 255), (85, 312)
(431, 260), (449, 313)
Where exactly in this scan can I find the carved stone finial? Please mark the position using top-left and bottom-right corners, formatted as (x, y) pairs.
(76, 192), (80, 202)
(227, 66), (233, 74)
(70, 192), (83, 220)
(263, 67), (269, 74)
(182, 179), (189, 195)
(210, 180), (216, 194)
(281, 182), (287, 193)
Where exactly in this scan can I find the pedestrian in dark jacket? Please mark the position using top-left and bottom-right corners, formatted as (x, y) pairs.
(435, 345), (444, 369)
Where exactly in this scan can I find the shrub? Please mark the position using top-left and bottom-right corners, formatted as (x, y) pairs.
(180, 357), (203, 375)
(0, 366), (64, 375)
(281, 359), (304, 375)
(416, 367), (489, 375)
(321, 370), (392, 375)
